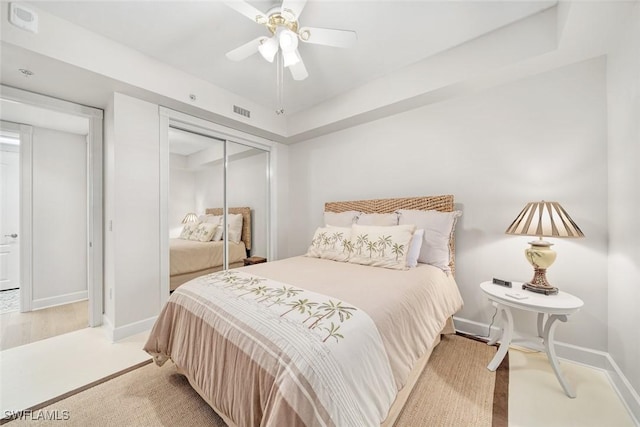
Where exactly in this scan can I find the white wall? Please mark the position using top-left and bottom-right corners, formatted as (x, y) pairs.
(32, 127), (87, 307)
(169, 153), (196, 238)
(286, 58), (609, 352)
(606, 2), (640, 397)
(104, 93), (160, 337)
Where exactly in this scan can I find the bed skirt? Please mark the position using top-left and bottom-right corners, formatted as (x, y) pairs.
(174, 318), (454, 427)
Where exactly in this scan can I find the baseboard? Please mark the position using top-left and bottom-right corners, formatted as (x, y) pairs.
(453, 316), (502, 341)
(31, 290), (88, 310)
(453, 315), (639, 425)
(605, 354), (640, 425)
(111, 316), (157, 342)
(102, 314), (115, 342)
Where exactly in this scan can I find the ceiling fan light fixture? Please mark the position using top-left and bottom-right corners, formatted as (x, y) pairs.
(258, 36), (278, 62)
(278, 28), (299, 53)
(282, 49), (301, 67)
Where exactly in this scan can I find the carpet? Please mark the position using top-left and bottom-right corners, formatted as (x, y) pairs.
(3, 334), (508, 426)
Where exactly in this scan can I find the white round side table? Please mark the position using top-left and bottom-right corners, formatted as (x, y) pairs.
(480, 281), (584, 398)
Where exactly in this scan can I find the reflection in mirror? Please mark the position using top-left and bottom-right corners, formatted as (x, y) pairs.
(168, 127), (225, 292)
(225, 140), (269, 263)
(167, 127), (270, 293)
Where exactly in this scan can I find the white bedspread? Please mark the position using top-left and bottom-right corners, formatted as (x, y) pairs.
(191, 270), (396, 426)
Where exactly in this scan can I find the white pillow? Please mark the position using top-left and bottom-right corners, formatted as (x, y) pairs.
(179, 222), (200, 240)
(356, 212), (398, 226)
(347, 224), (416, 270)
(306, 226), (352, 262)
(212, 222), (223, 241)
(189, 222), (218, 242)
(398, 209), (462, 271)
(227, 213), (244, 243)
(406, 229), (424, 268)
(324, 210), (359, 227)
(211, 214), (243, 243)
(203, 214), (222, 225)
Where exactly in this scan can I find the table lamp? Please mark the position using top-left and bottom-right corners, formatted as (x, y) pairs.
(181, 212), (198, 224)
(505, 201), (584, 295)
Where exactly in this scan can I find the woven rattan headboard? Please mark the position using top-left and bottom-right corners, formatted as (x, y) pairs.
(205, 207), (252, 251)
(325, 195), (456, 274)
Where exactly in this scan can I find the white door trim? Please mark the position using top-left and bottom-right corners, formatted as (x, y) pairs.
(0, 85), (104, 327)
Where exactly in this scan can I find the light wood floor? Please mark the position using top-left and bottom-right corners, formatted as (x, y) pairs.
(0, 299), (88, 350)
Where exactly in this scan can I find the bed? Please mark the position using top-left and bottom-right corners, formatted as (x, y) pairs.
(147, 195), (464, 426)
(170, 207), (252, 291)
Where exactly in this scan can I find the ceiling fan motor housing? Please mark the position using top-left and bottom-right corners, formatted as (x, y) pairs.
(265, 11), (299, 36)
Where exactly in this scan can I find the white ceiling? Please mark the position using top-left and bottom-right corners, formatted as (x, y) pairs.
(30, 0), (556, 115)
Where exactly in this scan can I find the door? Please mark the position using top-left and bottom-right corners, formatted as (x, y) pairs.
(0, 140), (20, 291)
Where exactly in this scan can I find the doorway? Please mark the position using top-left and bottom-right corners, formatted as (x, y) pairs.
(0, 130), (20, 314)
(0, 85), (103, 330)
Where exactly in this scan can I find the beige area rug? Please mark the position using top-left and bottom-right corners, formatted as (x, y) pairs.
(3, 334), (508, 426)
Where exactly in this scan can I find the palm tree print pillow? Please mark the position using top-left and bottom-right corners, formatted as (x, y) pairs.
(347, 224), (417, 270)
(179, 222), (200, 239)
(306, 226), (352, 262)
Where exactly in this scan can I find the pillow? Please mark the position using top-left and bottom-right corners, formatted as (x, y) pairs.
(179, 222), (200, 239)
(356, 212), (398, 226)
(212, 213), (244, 243)
(347, 224), (416, 270)
(398, 209), (462, 271)
(406, 229), (424, 268)
(324, 210), (359, 227)
(202, 214), (222, 225)
(212, 223), (223, 241)
(227, 213), (244, 243)
(306, 226), (352, 262)
(189, 222), (218, 242)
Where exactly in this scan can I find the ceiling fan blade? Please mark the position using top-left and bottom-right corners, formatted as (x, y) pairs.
(225, 37), (266, 61)
(224, 1), (268, 24)
(288, 53), (309, 81)
(281, 0), (307, 20)
(298, 27), (357, 48)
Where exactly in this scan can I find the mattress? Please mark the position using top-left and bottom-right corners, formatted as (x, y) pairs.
(169, 238), (246, 276)
(145, 256), (463, 426)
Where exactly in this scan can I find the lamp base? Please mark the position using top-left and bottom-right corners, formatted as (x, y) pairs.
(523, 267), (558, 295)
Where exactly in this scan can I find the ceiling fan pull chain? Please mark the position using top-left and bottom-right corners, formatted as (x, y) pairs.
(276, 51), (285, 115)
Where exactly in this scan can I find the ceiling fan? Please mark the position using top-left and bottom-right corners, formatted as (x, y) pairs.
(224, 0), (357, 81)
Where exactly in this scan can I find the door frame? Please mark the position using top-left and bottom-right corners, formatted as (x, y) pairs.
(0, 85), (104, 327)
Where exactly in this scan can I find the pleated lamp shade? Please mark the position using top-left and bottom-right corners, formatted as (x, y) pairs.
(181, 212), (199, 224)
(505, 201), (584, 238)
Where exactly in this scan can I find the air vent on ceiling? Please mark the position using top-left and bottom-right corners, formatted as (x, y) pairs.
(9, 3), (38, 34)
(233, 105), (251, 118)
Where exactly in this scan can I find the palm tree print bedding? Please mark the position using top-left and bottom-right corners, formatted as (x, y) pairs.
(306, 224), (417, 270)
(205, 270), (359, 343)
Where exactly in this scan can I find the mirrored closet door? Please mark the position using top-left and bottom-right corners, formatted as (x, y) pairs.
(161, 108), (272, 299)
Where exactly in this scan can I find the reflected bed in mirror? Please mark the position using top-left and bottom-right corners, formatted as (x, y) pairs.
(170, 207), (252, 291)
